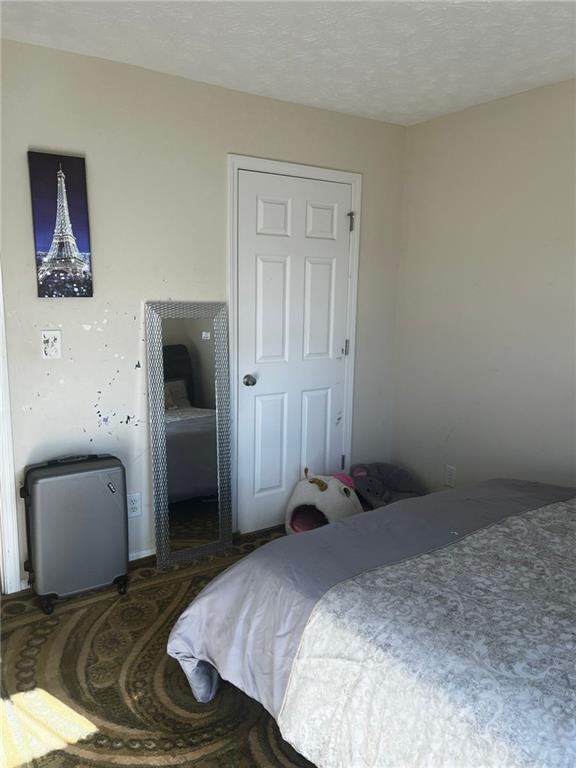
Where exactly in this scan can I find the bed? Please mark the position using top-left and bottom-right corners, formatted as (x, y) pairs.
(165, 406), (217, 502)
(168, 479), (576, 767)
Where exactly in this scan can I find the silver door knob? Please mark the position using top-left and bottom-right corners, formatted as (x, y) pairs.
(243, 374), (257, 387)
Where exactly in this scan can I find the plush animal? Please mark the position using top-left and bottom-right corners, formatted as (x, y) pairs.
(285, 468), (364, 534)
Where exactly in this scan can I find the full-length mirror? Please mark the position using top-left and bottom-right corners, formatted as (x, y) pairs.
(146, 302), (231, 566)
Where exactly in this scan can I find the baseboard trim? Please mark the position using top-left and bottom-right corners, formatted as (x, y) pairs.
(129, 547), (156, 562)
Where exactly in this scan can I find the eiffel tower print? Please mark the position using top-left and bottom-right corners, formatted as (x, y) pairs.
(29, 152), (93, 298)
(39, 166), (87, 280)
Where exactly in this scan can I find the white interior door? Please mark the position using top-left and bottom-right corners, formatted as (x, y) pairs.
(237, 169), (354, 532)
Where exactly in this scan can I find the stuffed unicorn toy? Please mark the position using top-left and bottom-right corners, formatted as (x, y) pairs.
(285, 468), (363, 534)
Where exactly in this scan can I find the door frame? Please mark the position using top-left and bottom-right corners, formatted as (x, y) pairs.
(227, 155), (361, 532)
(0, 264), (21, 594)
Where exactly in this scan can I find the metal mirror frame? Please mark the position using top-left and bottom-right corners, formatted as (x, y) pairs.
(146, 301), (232, 567)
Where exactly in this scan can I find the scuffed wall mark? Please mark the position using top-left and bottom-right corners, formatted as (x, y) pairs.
(118, 414), (142, 427)
(22, 404), (32, 413)
(135, 361), (141, 369)
(96, 412), (111, 428)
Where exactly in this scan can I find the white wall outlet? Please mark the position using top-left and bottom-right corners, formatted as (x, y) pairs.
(201, 331), (211, 341)
(127, 492), (142, 518)
(444, 464), (456, 488)
(41, 330), (62, 359)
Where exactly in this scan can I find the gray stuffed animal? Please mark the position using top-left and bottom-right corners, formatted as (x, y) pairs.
(350, 463), (426, 510)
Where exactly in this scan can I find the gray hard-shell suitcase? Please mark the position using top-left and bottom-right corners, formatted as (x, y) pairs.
(21, 454), (129, 614)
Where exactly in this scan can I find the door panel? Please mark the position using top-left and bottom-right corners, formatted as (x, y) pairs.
(257, 197), (292, 236)
(301, 388), (331, 476)
(254, 393), (287, 495)
(256, 255), (290, 362)
(304, 257), (335, 358)
(237, 170), (352, 532)
(306, 202), (338, 240)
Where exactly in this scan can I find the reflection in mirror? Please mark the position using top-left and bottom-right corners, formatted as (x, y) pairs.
(162, 318), (219, 550)
(146, 302), (231, 567)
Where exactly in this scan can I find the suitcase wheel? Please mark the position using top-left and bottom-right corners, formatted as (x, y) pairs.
(39, 596), (54, 615)
(115, 576), (128, 596)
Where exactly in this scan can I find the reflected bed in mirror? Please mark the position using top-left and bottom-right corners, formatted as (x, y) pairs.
(146, 302), (231, 566)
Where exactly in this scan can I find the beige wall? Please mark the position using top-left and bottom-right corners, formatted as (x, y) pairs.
(392, 81), (576, 490)
(1, 41), (404, 570)
(3, 41), (574, 577)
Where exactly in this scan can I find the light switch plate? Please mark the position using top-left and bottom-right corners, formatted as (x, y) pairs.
(41, 330), (62, 359)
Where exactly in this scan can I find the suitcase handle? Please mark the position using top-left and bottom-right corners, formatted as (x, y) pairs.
(47, 454), (99, 465)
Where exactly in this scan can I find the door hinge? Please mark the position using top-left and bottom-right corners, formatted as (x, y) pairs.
(344, 339), (350, 356)
(341, 454), (346, 470)
(347, 211), (355, 232)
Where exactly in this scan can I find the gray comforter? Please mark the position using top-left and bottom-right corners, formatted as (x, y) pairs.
(279, 496), (576, 767)
(168, 479), (575, 722)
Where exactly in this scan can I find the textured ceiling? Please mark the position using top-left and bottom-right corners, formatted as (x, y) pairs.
(2, 1), (575, 125)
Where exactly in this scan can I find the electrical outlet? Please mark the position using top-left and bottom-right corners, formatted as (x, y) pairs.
(127, 492), (142, 518)
(444, 464), (456, 488)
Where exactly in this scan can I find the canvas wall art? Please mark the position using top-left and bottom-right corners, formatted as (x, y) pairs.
(28, 151), (93, 298)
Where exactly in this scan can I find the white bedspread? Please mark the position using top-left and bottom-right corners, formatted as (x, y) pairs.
(278, 499), (576, 768)
(164, 406), (216, 424)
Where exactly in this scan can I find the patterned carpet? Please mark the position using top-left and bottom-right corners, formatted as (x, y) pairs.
(1, 531), (314, 768)
(169, 500), (220, 550)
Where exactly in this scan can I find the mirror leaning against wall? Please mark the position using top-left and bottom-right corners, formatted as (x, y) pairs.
(146, 301), (232, 566)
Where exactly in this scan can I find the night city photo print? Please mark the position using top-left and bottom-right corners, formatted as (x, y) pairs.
(28, 151), (93, 298)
